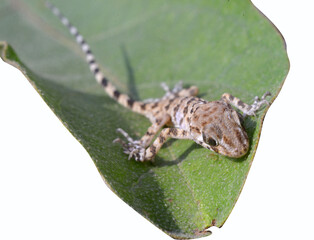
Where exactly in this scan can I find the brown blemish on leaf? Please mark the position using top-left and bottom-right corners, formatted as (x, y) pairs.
(211, 219), (217, 226)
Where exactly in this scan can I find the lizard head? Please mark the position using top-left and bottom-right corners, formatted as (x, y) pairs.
(194, 102), (249, 158)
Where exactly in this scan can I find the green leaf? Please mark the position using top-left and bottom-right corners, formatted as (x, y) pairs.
(0, 0), (289, 238)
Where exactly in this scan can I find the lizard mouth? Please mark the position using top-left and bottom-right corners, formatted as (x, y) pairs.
(212, 144), (249, 158)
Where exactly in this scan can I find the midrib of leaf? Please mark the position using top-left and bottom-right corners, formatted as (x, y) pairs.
(170, 147), (210, 228)
(128, 142), (210, 233)
(176, 163), (210, 228)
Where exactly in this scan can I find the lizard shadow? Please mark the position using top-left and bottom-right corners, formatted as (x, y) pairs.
(154, 142), (203, 166)
(121, 45), (140, 100)
(122, 45), (205, 100)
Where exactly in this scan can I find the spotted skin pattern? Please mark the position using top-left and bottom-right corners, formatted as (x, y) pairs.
(47, 3), (271, 161)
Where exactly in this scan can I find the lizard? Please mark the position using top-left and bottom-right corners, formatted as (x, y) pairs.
(47, 2), (271, 162)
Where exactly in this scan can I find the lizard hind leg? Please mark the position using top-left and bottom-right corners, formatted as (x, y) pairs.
(141, 82), (183, 103)
(143, 82), (198, 104)
(161, 81), (199, 99)
(161, 81), (183, 96)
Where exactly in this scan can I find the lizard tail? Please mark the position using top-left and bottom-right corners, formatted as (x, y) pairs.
(46, 2), (146, 114)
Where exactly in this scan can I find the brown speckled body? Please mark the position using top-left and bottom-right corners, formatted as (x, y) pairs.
(135, 94), (250, 160)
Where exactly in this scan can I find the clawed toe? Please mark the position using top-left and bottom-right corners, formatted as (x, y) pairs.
(245, 91), (272, 116)
(113, 128), (146, 161)
(160, 81), (183, 99)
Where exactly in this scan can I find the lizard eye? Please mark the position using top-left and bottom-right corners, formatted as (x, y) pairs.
(206, 137), (218, 147)
(202, 132), (218, 147)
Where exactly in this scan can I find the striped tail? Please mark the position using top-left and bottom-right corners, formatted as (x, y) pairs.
(46, 2), (146, 113)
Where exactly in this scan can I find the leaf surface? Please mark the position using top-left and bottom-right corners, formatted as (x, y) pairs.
(0, 0), (289, 238)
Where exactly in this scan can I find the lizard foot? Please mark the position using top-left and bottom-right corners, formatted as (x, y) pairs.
(143, 81), (183, 103)
(245, 91), (272, 116)
(113, 128), (146, 161)
(161, 81), (183, 99)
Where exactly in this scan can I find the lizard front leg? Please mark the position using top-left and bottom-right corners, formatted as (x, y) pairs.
(221, 91), (271, 116)
(140, 115), (171, 147)
(161, 81), (199, 98)
(145, 128), (190, 160)
(114, 127), (189, 161)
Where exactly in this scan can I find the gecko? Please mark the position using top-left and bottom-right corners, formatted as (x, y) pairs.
(47, 3), (271, 161)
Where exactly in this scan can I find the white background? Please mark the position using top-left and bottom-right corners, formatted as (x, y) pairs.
(1, 0), (314, 239)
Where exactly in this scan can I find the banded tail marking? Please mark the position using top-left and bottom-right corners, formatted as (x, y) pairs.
(46, 2), (144, 112)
